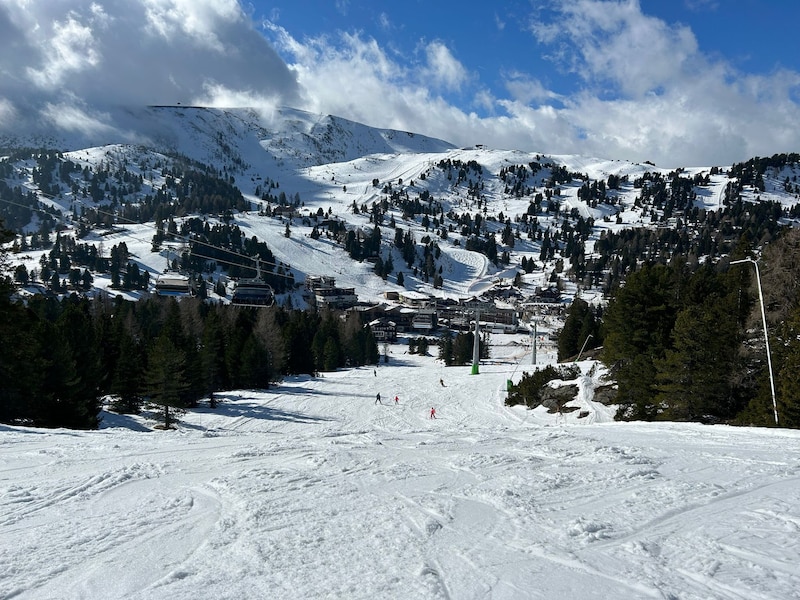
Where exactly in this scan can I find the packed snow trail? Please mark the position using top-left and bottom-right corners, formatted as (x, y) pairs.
(2, 340), (800, 599)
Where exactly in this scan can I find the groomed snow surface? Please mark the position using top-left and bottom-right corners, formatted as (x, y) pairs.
(2, 337), (800, 600)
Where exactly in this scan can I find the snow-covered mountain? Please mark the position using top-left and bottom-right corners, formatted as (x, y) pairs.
(3, 103), (800, 315)
(10, 104), (796, 310)
(1, 105), (455, 167)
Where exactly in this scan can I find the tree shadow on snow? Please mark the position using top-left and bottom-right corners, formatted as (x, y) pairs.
(98, 412), (152, 432)
(188, 395), (334, 429)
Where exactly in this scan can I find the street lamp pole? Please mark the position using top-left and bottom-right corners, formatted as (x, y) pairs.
(731, 258), (779, 426)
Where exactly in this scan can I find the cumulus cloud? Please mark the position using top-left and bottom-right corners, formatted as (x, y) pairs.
(40, 98), (117, 137)
(522, 0), (800, 165)
(0, 0), (299, 137)
(3, 0), (800, 167)
(421, 42), (468, 92)
(530, 0), (701, 97)
(263, 0), (800, 166)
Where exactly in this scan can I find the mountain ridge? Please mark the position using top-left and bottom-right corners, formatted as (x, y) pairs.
(2, 104), (800, 309)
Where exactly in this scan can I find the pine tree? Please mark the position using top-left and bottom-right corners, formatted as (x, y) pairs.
(200, 308), (228, 404)
(322, 337), (340, 371)
(35, 313), (99, 428)
(602, 264), (679, 420)
(253, 306), (285, 385)
(775, 304), (800, 427)
(438, 332), (454, 366)
(111, 332), (145, 413)
(558, 298), (595, 360)
(655, 296), (740, 421)
(239, 334), (271, 388)
(58, 298), (102, 416)
(145, 334), (189, 429)
(452, 332), (474, 366)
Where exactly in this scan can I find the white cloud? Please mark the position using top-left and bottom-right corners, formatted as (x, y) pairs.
(530, 0), (700, 97)
(334, 0), (349, 17)
(520, 0), (800, 165)
(140, 0), (243, 53)
(0, 98), (18, 128)
(2, 0), (800, 167)
(259, 1), (800, 166)
(196, 81), (283, 111)
(26, 9), (103, 88)
(40, 98), (117, 137)
(0, 0), (299, 136)
(504, 72), (563, 105)
(422, 42), (468, 92)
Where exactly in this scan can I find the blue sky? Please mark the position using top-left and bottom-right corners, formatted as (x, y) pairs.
(2, 0), (800, 167)
(257, 0), (800, 113)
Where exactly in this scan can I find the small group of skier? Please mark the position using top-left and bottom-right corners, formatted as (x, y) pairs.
(375, 393), (400, 405)
(375, 373), (442, 419)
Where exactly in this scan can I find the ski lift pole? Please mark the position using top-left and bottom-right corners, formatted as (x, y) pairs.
(471, 309), (480, 375)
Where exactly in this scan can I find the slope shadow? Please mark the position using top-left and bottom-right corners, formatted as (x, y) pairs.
(98, 412), (152, 432)
(186, 396), (334, 430)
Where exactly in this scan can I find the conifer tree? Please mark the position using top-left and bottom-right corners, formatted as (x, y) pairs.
(438, 332), (454, 366)
(776, 305), (800, 428)
(111, 332), (144, 414)
(655, 296), (740, 421)
(602, 263), (679, 420)
(239, 334), (271, 388)
(558, 298), (599, 361)
(145, 334), (189, 429)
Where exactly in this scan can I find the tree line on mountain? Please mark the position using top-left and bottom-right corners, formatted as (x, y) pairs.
(14, 235), (151, 293)
(176, 217), (294, 293)
(1, 149), (249, 233)
(554, 176), (789, 294)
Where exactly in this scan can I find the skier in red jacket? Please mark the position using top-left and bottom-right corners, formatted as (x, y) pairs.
(429, 407), (436, 419)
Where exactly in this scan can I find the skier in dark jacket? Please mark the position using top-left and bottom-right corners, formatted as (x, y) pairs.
(375, 393), (381, 405)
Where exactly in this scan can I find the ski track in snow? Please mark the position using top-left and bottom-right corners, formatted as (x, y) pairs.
(2, 341), (800, 599)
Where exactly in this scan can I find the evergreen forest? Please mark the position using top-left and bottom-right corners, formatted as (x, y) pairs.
(0, 223), (379, 429)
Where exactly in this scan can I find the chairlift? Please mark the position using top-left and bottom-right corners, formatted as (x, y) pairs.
(231, 256), (275, 307)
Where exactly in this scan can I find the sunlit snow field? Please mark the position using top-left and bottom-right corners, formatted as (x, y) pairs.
(2, 338), (800, 599)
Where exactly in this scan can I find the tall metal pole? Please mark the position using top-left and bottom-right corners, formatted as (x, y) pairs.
(471, 310), (480, 375)
(731, 258), (779, 426)
(531, 321), (537, 365)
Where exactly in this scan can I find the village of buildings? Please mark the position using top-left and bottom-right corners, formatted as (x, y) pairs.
(303, 274), (564, 344)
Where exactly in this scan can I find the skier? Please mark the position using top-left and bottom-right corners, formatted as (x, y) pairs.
(394, 395), (399, 405)
(439, 378), (445, 387)
(429, 407), (436, 419)
(375, 393), (381, 405)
